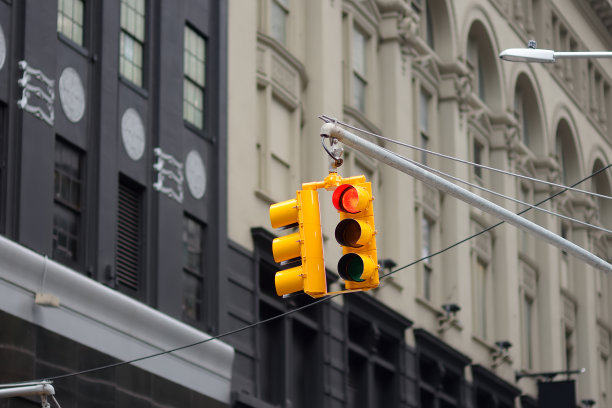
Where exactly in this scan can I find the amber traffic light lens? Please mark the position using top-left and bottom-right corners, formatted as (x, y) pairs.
(335, 219), (362, 247)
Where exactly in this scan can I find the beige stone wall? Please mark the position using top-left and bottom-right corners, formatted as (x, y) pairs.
(228, 0), (612, 404)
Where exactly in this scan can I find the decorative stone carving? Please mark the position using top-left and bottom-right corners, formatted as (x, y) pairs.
(455, 74), (473, 113)
(121, 108), (146, 161)
(185, 150), (206, 200)
(58, 67), (86, 123)
(153, 148), (184, 203)
(17, 61), (55, 126)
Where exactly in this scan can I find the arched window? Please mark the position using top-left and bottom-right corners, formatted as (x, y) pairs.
(513, 74), (544, 155)
(465, 21), (501, 110)
(592, 160), (612, 228)
(555, 119), (580, 185)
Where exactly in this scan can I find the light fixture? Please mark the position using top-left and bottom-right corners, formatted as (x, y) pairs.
(500, 40), (612, 63)
(438, 303), (461, 333)
(491, 340), (513, 368)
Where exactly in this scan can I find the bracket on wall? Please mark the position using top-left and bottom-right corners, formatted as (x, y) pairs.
(17, 60), (55, 126)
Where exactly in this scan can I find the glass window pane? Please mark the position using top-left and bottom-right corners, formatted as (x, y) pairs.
(270, 1), (288, 45)
(183, 27), (206, 128)
(419, 90), (429, 132)
(352, 28), (366, 76)
(182, 273), (201, 320)
(74, 1), (83, 25)
(352, 75), (365, 112)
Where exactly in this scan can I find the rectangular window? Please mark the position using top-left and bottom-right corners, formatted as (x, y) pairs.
(270, 0), (289, 45)
(421, 216), (433, 300)
(473, 140), (483, 179)
(419, 90), (430, 165)
(183, 26), (206, 130)
(116, 176), (143, 293)
(523, 295), (534, 369)
(52, 139), (83, 265)
(182, 214), (204, 321)
(352, 27), (367, 112)
(473, 259), (488, 339)
(57, 0), (84, 46)
(564, 327), (574, 371)
(600, 353), (609, 405)
(120, 0), (146, 87)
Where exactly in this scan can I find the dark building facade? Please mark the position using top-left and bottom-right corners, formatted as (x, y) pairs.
(0, 0), (233, 406)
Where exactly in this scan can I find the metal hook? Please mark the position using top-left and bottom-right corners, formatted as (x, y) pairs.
(321, 136), (343, 170)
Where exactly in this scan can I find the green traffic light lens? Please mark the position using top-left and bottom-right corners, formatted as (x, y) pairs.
(338, 253), (365, 282)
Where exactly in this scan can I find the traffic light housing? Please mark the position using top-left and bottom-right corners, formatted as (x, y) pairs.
(332, 180), (379, 290)
(270, 189), (327, 298)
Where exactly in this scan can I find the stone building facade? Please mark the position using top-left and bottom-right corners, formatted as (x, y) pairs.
(227, 0), (612, 406)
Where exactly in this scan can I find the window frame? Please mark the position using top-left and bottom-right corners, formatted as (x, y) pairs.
(181, 213), (206, 323)
(183, 24), (207, 132)
(342, 9), (376, 116)
(119, 0), (147, 88)
(269, 0), (290, 46)
(519, 262), (538, 371)
(52, 137), (85, 269)
(57, 0), (86, 47)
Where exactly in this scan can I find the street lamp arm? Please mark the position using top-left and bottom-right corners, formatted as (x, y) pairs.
(554, 51), (612, 59)
(500, 46), (612, 63)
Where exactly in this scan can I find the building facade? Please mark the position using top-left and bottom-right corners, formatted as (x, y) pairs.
(0, 0), (234, 407)
(227, 0), (612, 407)
(0, 0), (611, 407)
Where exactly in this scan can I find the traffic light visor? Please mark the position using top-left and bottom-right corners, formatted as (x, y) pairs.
(335, 218), (373, 247)
(270, 198), (299, 229)
(332, 184), (369, 214)
(275, 266), (304, 296)
(272, 232), (301, 263)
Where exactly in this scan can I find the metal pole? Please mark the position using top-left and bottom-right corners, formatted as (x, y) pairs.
(555, 51), (612, 59)
(0, 384), (55, 399)
(320, 123), (612, 273)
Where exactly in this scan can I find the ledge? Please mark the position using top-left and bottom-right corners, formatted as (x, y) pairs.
(0, 235), (234, 404)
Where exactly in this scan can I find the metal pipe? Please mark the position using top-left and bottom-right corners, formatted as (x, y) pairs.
(0, 383), (55, 399)
(555, 51), (612, 59)
(320, 123), (612, 273)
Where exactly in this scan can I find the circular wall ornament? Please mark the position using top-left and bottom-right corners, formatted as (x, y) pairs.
(58, 67), (86, 123)
(185, 150), (206, 199)
(121, 108), (146, 161)
(0, 25), (6, 71)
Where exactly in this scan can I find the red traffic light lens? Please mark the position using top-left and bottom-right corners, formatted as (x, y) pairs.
(332, 184), (369, 214)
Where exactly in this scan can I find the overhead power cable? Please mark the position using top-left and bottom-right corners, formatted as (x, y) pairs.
(320, 115), (612, 201)
(5, 127), (611, 390)
(407, 155), (612, 235)
(381, 161), (612, 278)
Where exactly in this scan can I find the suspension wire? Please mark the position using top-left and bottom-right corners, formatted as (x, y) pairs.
(381, 162), (612, 279)
(320, 115), (612, 201)
(5, 152), (611, 389)
(403, 154), (612, 235)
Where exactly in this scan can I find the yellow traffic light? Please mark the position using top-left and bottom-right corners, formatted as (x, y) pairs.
(269, 189), (327, 298)
(332, 180), (379, 290)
